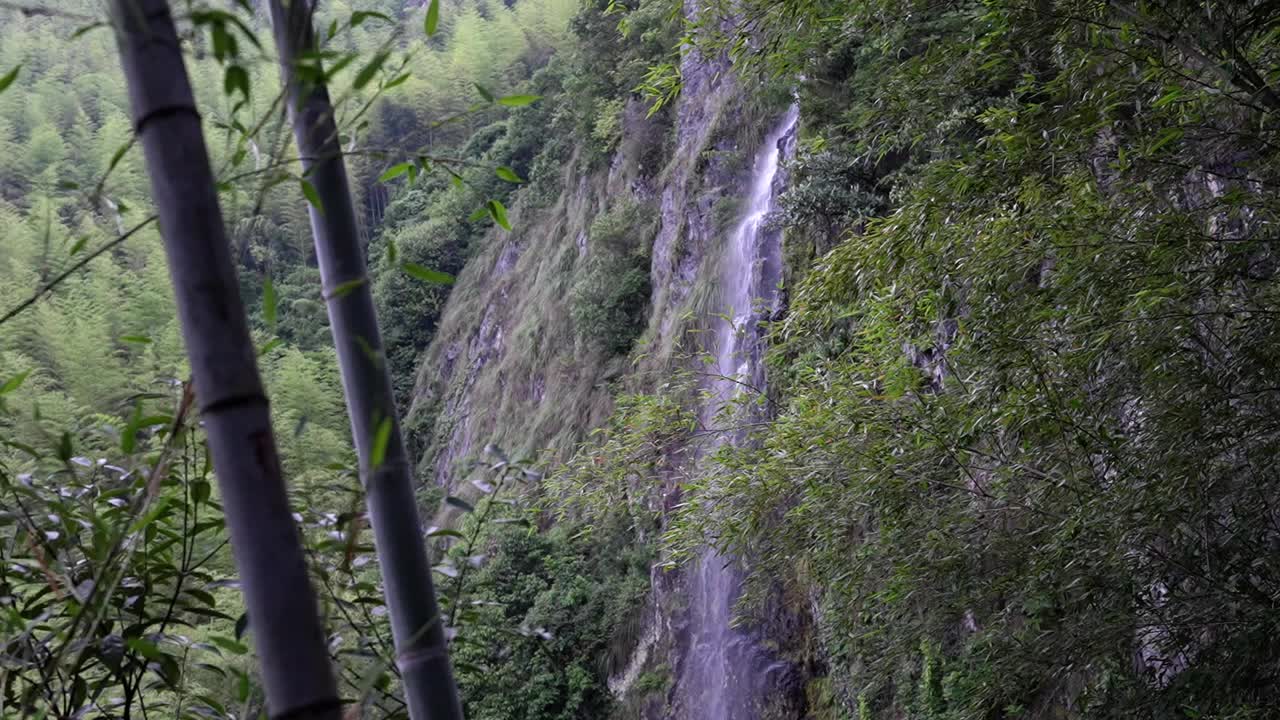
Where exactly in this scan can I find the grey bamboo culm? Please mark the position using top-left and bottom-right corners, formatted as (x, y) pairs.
(265, 2), (465, 719)
(109, 1), (341, 718)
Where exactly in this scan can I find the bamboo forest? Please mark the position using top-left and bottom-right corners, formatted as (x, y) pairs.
(1, 0), (1279, 719)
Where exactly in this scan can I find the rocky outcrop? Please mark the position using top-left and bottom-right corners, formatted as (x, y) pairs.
(405, 4), (805, 717)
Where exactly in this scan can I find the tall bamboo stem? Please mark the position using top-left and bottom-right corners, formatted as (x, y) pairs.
(265, 2), (463, 719)
(110, 2), (340, 717)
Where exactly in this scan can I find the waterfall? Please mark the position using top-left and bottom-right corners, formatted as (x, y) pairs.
(680, 104), (800, 720)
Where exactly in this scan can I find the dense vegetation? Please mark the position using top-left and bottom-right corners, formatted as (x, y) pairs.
(5, 0), (1280, 718)
(657, 0), (1280, 717)
(0, 1), (659, 717)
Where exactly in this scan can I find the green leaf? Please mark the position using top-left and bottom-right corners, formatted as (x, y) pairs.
(121, 335), (152, 344)
(325, 277), (367, 300)
(401, 263), (455, 285)
(1148, 127), (1183, 155)
(127, 637), (163, 661)
(130, 497), (171, 533)
(351, 10), (392, 27)
(495, 165), (525, 184)
(191, 479), (211, 505)
(0, 65), (19, 95)
(369, 417), (392, 470)
(300, 179), (323, 214)
(384, 72), (412, 90)
(234, 613), (250, 640)
(183, 587), (217, 607)
(224, 65), (250, 100)
(257, 337), (284, 356)
(71, 676), (87, 711)
(122, 402), (143, 454)
(445, 496), (475, 513)
(209, 22), (238, 62)
(106, 139), (134, 175)
(379, 162), (414, 183)
(427, 527), (466, 539)
(69, 236), (89, 255)
(425, 0), (441, 37)
(497, 94), (540, 107)
(1152, 87), (1182, 109)
(209, 636), (249, 655)
(473, 83), (495, 103)
(353, 52), (390, 90)
(57, 431), (73, 463)
(0, 370), (31, 396)
(487, 199), (512, 231)
(262, 276), (278, 330)
(71, 22), (106, 39)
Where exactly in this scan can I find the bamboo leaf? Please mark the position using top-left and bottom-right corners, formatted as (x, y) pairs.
(106, 139), (134, 176)
(425, 0), (441, 37)
(209, 636), (249, 655)
(496, 165), (525, 183)
(57, 431), (73, 462)
(71, 23), (105, 39)
(127, 637), (163, 661)
(487, 199), (512, 231)
(325, 277), (367, 300)
(0, 65), (19, 95)
(191, 480), (211, 504)
(370, 417), (392, 470)
(353, 52), (389, 90)
(379, 162), (414, 183)
(262, 276), (277, 330)
(445, 496), (475, 513)
(351, 10), (392, 27)
(224, 65), (250, 100)
(497, 94), (540, 107)
(401, 263), (455, 285)
(384, 72), (411, 90)
(300, 179), (324, 214)
(0, 370), (31, 395)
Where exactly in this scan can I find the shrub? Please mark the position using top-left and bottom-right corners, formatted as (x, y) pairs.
(569, 200), (655, 354)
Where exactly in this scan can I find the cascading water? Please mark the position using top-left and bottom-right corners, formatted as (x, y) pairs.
(679, 104), (800, 720)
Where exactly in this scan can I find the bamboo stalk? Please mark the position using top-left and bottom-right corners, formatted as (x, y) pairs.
(265, 2), (464, 719)
(109, 2), (340, 717)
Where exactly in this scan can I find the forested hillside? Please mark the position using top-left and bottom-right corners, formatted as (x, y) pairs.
(2, 0), (1280, 719)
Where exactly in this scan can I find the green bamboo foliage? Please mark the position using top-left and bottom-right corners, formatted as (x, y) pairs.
(266, 2), (463, 719)
(108, 1), (341, 717)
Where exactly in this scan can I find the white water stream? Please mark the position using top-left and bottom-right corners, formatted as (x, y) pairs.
(680, 105), (800, 720)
